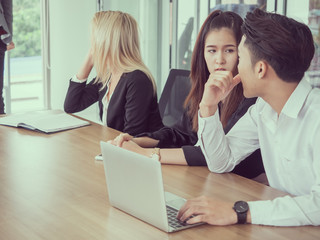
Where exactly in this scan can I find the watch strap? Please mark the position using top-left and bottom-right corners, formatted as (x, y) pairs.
(237, 210), (247, 224)
(233, 201), (248, 224)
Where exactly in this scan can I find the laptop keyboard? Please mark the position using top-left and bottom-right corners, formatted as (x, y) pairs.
(166, 205), (188, 229)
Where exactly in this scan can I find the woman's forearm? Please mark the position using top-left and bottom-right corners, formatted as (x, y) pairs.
(159, 148), (187, 165)
(140, 147), (187, 165)
(132, 136), (159, 148)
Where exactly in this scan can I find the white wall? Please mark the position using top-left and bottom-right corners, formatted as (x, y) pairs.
(103, 0), (163, 94)
(48, 0), (98, 121)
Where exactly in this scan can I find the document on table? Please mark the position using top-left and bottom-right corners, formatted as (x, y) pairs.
(0, 110), (90, 133)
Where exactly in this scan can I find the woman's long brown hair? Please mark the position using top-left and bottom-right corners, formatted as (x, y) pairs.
(184, 10), (244, 131)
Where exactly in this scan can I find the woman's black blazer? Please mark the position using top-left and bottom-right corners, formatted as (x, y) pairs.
(64, 70), (163, 135)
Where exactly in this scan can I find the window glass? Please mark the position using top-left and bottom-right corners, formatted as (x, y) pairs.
(209, 0), (267, 17)
(176, 0), (196, 70)
(7, 0), (43, 113)
(308, 0), (320, 87)
(287, 0), (320, 87)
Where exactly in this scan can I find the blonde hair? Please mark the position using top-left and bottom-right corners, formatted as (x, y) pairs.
(91, 11), (156, 93)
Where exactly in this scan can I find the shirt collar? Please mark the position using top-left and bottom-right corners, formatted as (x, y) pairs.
(259, 79), (312, 133)
(281, 79), (312, 119)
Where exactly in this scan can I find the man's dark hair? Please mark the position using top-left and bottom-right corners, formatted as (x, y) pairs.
(242, 8), (315, 82)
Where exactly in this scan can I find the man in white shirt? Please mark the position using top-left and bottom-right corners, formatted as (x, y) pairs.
(177, 9), (320, 226)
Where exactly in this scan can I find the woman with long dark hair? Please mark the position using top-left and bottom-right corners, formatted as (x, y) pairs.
(112, 10), (264, 179)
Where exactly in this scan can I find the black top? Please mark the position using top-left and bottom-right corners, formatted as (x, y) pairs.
(136, 97), (265, 179)
(64, 70), (164, 135)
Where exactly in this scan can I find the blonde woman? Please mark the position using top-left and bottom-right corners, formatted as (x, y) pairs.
(64, 11), (163, 135)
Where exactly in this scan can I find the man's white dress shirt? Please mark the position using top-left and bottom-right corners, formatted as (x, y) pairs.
(198, 79), (320, 226)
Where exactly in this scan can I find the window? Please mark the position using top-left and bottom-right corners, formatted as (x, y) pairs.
(209, 0), (267, 17)
(308, 0), (320, 87)
(174, 0), (196, 70)
(286, 0), (320, 87)
(5, 0), (44, 113)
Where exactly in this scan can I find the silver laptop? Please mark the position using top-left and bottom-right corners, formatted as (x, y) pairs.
(100, 141), (204, 232)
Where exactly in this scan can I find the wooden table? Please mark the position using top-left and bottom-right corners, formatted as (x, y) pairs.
(0, 118), (319, 240)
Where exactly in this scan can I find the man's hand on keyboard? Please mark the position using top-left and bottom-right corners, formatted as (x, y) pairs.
(177, 196), (238, 226)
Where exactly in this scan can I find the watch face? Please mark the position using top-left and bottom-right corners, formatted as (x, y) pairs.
(234, 201), (249, 213)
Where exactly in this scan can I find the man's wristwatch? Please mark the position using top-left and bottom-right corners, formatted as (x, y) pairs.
(233, 201), (249, 224)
